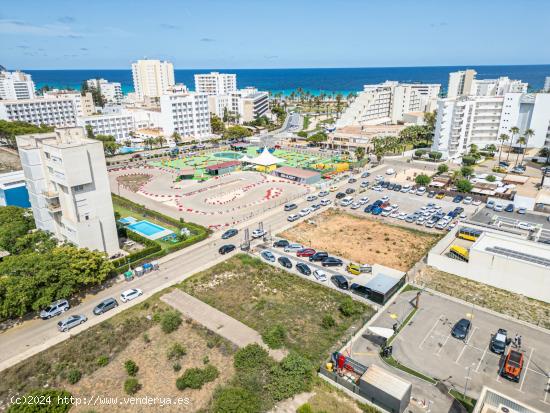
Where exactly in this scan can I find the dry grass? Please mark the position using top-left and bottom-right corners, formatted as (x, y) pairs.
(418, 266), (550, 329)
(116, 173), (152, 192)
(280, 209), (441, 271)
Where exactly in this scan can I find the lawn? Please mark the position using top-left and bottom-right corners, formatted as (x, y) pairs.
(280, 209), (442, 271)
(179, 254), (375, 363)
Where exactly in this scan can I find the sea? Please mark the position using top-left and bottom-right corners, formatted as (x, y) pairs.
(26, 65), (550, 96)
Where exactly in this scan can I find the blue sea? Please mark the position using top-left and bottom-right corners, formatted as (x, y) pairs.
(26, 65), (550, 96)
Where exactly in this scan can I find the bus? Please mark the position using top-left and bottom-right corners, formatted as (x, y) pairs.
(457, 227), (483, 242)
(449, 245), (469, 262)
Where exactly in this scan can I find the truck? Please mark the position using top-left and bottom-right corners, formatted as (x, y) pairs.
(501, 349), (524, 382)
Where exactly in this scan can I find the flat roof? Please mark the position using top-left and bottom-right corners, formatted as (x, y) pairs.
(473, 232), (550, 267)
(363, 273), (402, 295)
(205, 160), (240, 171)
(361, 364), (411, 400)
(274, 166), (320, 179)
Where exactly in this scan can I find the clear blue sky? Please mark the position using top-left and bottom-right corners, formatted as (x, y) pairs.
(1, 0), (549, 69)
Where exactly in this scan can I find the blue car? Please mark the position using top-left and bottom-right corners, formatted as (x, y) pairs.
(364, 204), (374, 213)
(505, 204), (514, 212)
(453, 195), (464, 203)
(373, 200), (383, 207)
(372, 206), (383, 215)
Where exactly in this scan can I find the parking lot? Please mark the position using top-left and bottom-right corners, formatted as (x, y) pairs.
(389, 291), (550, 410)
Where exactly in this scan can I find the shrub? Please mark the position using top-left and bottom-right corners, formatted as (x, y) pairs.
(462, 155), (476, 166)
(321, 315), (336, 329)
(124, 360), (139, 376)
(159, 311), (182, 334)
(203, 356), (210, 365)
(486, 174), (496, 182)
(176, 365), (219, 390)
(66, 369), (82, 384)
(297, 403), (314, 413)
(428, 151), (442, 160)
(460, 166), (474, 177)
(262, 324), (286, 349)
(124, 378), (141, 395)
(456, 179), (473, 193)
(415, 174), (431, 186)
(7, 389), (73, 413)
(173, 362), (181, 372)
(142, 333), (150, 343)
(167, 343), (187, 360)
(212, 386), (261, 413)
(96, 355), (109, 367)
(234, 344), (271, 371)
(437, 164), (449, 174)
(267, 353), (314, 402)
(339, 297), (363, 317)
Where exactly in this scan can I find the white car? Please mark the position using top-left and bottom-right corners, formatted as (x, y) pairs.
(416, 187), (426, 196)
(375, 175), (384, 182)
(472, 199), (482, 206)
(518, 222), (534, 231)
(313, 269), (328, 282)
(359, 196), (370, 205)
(372, 185), (383, 192)
(320, 199), (331, 206)
(120, 288), (143, 303)
(340, 197), (354, 207)
(435, 221), (448, 230)
(360, 181), (369, 188)
(493, 204), (504, 212)
(463, 196), (473, 204)
(386, 168), (395, 175)
(299, 208), (312, 217)
(350, 202), (362, 210)
(318, 191), (329, 197)
(306, 195), (318, 202)
(287, 214), (300, 222)
(397, 212), (407, 220)
(252, 229), (266, 238)
(381, 195), (389, 202)
(389, 210), (400, 218)
(390, 204), (398, 210)
(284, 243), (303, 252)
(400, 185), (411, 193)
(381, 207), (392, 217)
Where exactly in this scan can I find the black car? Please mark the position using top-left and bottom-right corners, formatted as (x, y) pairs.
(219, 244), (236, 254)
(454, 207), (464, 214)
(451, 318), (471, 340)
(335, 192), (346, 199)
(278, 256), (293, 269)
(345, 188), (355, 195)
(221, 228), (238, 239)
(321, 257), (344, 267)
(394, 184), (402, 191)
(296, 262), (311, 276)
(331, 275), (349, 290)
(381, 181), (390, 188)
(93, 298), (118, 315)
(309, 251), (329, 262)
(387, 183), (396, 190)
(284, 203), (298, 211)
(504, 203), (514, 213)
(273, 239), (290, 248)
(490, 328), (509, 354)
(348, 178), (357, 183)
(453, 195), (464, 203)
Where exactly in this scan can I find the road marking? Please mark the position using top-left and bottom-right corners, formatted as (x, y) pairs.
(476, 345), (489, 373)
(455, 327), (477, 364)
(544, 376), (550, 404)
(419, 314), (443, 349)
(436, 333), (451, 356)
(519, 348), (534, 393)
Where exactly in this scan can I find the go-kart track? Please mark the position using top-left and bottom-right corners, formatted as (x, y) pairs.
(109, 166), (309, 230)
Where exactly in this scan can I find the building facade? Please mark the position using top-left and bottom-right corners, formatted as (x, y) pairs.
(0, 70), (36, 100)
(194, 72), (237, 95)
(447, 69), (528, 98)
(0, 96), (78, 127)
(544, 76), (550, 93)
(131, 59), (175, 100)
(0, 170), (30, 207)
(16, 127), (119, 255)
(86, 78), (123, 104)
(159, 92), (211, 140)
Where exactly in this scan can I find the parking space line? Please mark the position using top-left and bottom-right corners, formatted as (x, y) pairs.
(544, 377), (550, 403)
(455, 327), (477, 364)
(436, 333), (451, 356)
(476, 344), (489, 373)
(519, 348), (534, 393)
(419, 314), (443, 350)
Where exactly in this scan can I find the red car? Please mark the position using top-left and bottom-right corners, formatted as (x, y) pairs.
(297, 248), (316, 257)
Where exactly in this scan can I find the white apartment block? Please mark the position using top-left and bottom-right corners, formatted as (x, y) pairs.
(159, 92), (211, 140)
(336, 81), (440, 127)
(194, 72), (237, 95)
(16, 127), (119, 255)
(447, 69), (528, 98)
(0, 96), (78, 127)
(0, 70), (36, 100)
(543, 76), (550, 93)
(43, 89), (95, 117)
(86, 78), (123, 104)
(208, 87), (269, 123)
(447, 69), (477, 98)
(131, 59), (175, 100)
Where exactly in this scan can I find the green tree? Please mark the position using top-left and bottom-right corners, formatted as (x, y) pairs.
(508, 126), (520, 162)
(514, 136), (527, 167)
(0, 206), (35, 252)
(210, 113), (226, 135)
(520, 130), (533, 165)
(428, 151), (442, 160)
(212, 387), (261, 413)
(262, 324), (286, 349)
(424, 110), (437, 135)
(267, 353), (313, 402)
(355, 147), (365, 161)
(223, 125), (253, 140)
(486, 175), (496, 182)
(171, 131), (182, 145)
(124, 378), (141, 395)
(456, 179), (473, 193)
(124, 360), (139, 376)
(0, 120), (54, 148)
(415, 174), (431, 186)
(497, 133), (509, 165)
(92, 134), (120, 156)
(234, 344), (271, 371)
(460, 166), (474, 177)
(461, 156), (476, 166)
(159, 310), (182, 333)
(85, 124), (95, 139)
(306, 131), (327, 145)
(437, 164), (449, 174)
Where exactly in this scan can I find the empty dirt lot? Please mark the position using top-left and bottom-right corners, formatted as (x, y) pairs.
(280, 209), (442, 271)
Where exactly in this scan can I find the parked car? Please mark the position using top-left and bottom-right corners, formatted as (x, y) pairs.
(361, 171), (371, 178)
(490, 328), (509, 354)
(320, 199), (331, 206)
(518, 221), (534, 231)
(306, 194), (318, 202)
(435, 192), (445, 199)
(296, 262), (311, 276)
(494, 204), (504, 212)
(331, 275), (349, 290)
(502, 350), (524, 382)
(345, 188), (355, 195)
(299, 208), (312, 217)
(219, 244), (236, 254)
(517, 207), (526, 215)
(310, 204), (321, 211)
(452, 195), (464, 203)
(322, 257), (343, 267)
(273, 239), (290, 248)
(486, 200), (495, 209)
(287, 214), (300, 222)
(416, 187), (426, 196)
(40, 299), (70, 320)
(278, 256), (293, 269)
(221, 228), (238, 239)
(372, 206), (383, 215)
(284, 203), (297, 211)
(364, 204), (374, 213)
(336, 192), (346, 199)
(340, 197), (354, 207)
(472, 199), (482, 206)
(251, 228), (266, 238)
(93, 298), (118, 315)
(451, 318), (471, 340)
(346, 263), (361, 275)
(261, 250), (276, 262)
(504, 203), (514, 213)
(120, 288), (143, 303)
(348, 178), (357, 184)
(297, 248), (316, 258)
(318, 191), (329, 197)
(313, 269), (328, 282)
(463, 196), (473, 204)
(310, 251), (329, 262)
(57, 314), (87, 332)
(284, 243), (303, 253)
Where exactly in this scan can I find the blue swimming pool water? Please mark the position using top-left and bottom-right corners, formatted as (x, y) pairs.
(119, 146), (144, 154)
(213, 151), (243, 160)
(128, 220), (167, 237)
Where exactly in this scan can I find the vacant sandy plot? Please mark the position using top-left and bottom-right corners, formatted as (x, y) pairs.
(280, 209), (441, 271)
(116, 173), (152, 192)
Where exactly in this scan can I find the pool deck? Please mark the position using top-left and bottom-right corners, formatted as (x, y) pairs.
(127, 220), (175, 241)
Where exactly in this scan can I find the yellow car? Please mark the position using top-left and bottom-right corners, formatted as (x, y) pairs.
(329, 186), (338, 192)
(346, 263), (361, 275)
(435, 192), (445, 199)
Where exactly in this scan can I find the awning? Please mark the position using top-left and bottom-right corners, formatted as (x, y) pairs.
(367, 326), (394, 339)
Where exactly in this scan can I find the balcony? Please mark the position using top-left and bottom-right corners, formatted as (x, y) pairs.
(42, 189), (59, 199)
(47, 203), (62, 213)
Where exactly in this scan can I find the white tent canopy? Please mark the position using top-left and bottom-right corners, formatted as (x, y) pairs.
(367, 326), (394, 339)
(244, 147), (285, 166)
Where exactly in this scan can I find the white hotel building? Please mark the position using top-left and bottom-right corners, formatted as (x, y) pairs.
(194, 72), (237, 95)
(0, 96), (79, 127)
(0, 70), (36, 100)
(131, 59), (175, 100)
(86, 78), (123, 104)
(16, 127), (119, 255)
(208, 87), (269, 123)
(447, 69), (528, 98)
(159, 92), (211, 140)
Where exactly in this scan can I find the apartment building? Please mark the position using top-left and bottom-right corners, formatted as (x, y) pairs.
(159, 92), (211, 140)
(447, 70), (477, 98)
(194, 72), (237, 95)
(86, 78), (123, 104)
(43, 89), (95, 117)
(336, 81), (440, 127)
(543, 76), (550, 93)
(0, 70), (36, 100)
(0, 96), (78, 127)
(16, 127), (119, 255)
(208, 87), (269, 123)
(131, 59), (175, 100)
(447, 69), (528, 97)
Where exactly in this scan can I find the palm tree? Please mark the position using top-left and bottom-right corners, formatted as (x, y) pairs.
(355, 147), (365, 161)
(497, 133), (509, 165)
(335, 94), (344, 119)
(514, 136), (527, 167)
(508, 126), (519, 162)
(157, 136), (167, 148)
(171, 131), (181, 145)
(521, 128), (534, 165)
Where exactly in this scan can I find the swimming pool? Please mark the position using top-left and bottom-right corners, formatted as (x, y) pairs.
(127, 220), (174, 240)
(212, 151), (243, 160)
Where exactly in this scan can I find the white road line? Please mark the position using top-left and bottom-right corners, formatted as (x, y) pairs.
(419, 315), (443, 350)
(519, 348), (535, 393)
(436, 333), (451, 356)
(476, 345), (489, 373)
(455, 327), (477, 364)
(544, 377), (550, 403)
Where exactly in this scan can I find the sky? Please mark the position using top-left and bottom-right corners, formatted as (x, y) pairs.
(1, 0), (549, 70)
